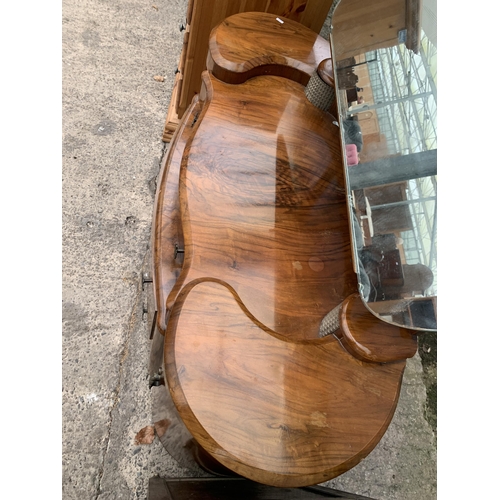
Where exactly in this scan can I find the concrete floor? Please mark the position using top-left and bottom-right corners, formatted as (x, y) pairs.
(61, 0), (437, 498)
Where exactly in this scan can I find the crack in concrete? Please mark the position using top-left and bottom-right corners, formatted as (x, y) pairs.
(95, 254), (146, 500)
(94, 142), (169, 499)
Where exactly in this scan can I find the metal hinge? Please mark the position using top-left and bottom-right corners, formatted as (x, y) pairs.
(142, 271), (153, 291)
(174, 243), (184, 259)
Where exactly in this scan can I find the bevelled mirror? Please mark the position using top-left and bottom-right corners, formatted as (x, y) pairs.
(330, 0), (437, 331)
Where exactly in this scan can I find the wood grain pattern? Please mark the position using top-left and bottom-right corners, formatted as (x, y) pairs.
(208, 12), (332, 86)
(153, 96), (203, 334)
(165, 279), (405, 487)
(331, 0), (406, 60)
(154, 11), (424, 487)
(151, 384), (205, 473)
(165, 71), (358, 339)
(162, 73), (182, 143)
(267, 0), (330, 29)
(337, 294), (418, 363)
(176, 1), (332, 118)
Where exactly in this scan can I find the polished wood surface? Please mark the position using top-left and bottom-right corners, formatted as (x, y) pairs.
(165, 71), (357, 339)
(174, 1), (333, 119)
(161, 71), (411, 487)
(317, 58), (335, 87)
(153, 10), (422, 488)
(338, 294), (418, 363)
(164, 0), (422, 141)
(162, 0), (333, 141)
(166, 280), (405, 487)
(153, 96), (203, 334)
(208, 12), (331, 86)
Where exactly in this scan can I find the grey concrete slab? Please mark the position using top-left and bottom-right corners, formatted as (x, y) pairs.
(62, 1), (436, 499)
(63, 1), (187, 498)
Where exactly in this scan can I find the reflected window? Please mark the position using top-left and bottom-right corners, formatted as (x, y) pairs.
(335, 26), (437, 331)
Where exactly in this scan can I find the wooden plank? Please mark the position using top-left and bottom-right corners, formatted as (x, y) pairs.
(178, 0), (258, 116)
(267, 0), (305, 23)
(332, 0), (406, 59)
(186, 0), (195, 24)
(162, 73), (182, 143)
(298, 0), (336, 33)
(149, 477), (379, 499)
(148, 476), (173, 500)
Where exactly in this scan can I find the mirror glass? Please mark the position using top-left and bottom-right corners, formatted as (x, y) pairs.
(330, 0), (437, 331)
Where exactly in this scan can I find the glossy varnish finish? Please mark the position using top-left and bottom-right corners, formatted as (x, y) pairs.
(161, 71), (409, 487)
(208, 12), (332, 86)
(153, 96), (203, 334)
(170, 1), (333, 120)
(154, 10), (420, 488)
(338, 294), (418, 363)
(166, 280), (405, 487)
(166, 72), (358, 338)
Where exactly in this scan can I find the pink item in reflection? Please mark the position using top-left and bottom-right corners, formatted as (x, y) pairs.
(345, 143), (358, 166)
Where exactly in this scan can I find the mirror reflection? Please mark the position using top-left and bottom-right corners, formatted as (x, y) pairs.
(331, 0), (437, 330)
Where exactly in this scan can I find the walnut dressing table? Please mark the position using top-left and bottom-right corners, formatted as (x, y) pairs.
(148, 10), (436, 490)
